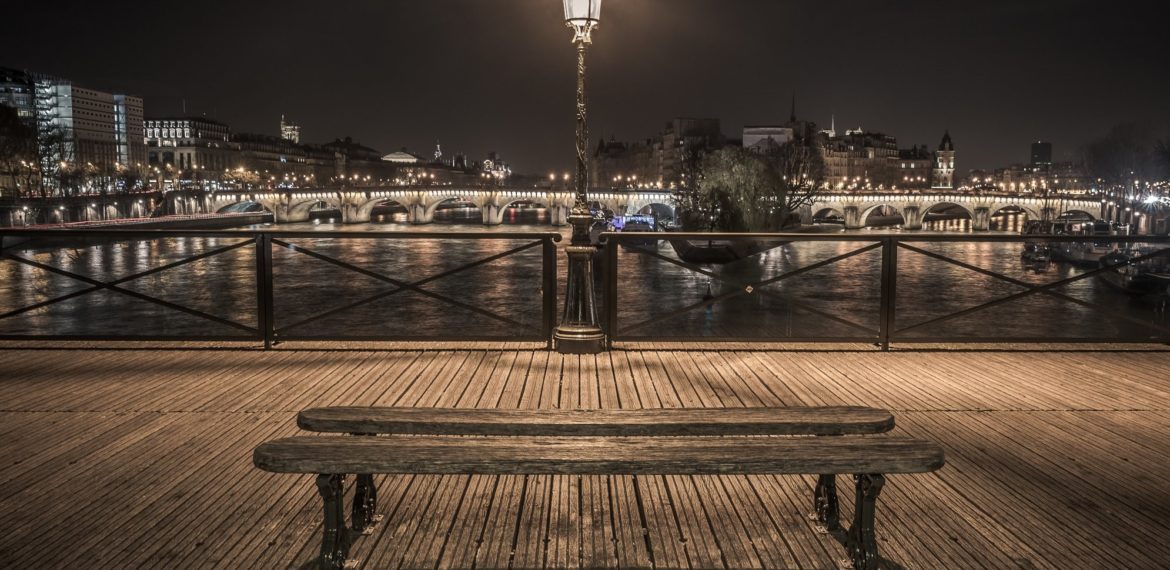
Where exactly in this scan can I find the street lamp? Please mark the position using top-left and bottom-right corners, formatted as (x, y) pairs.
(554, 0), (605, 354)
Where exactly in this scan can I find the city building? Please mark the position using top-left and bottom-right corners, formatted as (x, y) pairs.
(0, 68), (35, 125)
(0, 66), (145, 178)
(590, 137), (657, 188)
(112, 95), (145, 167)
(381, 150), (426, 164)
(743, 126), (794, 153)
(896, 145), (935, 189)
(231, 133), (340, 182)
(932, 130), (955, 189)
(820, 128), (900, 189)
(819, 127), (954, 190)
(280, 115), (301, 144)
(1031, 141), (1053, 166)
(968, 142), (1092, 196)
(145, 117), (234, 174)
(590, 118), (724, 188)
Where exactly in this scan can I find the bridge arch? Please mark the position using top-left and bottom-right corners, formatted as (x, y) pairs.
(629, 202), (676, 220)
(481, 196), (549, 225)
(812, 207), (846, 221)
(216, 200), (270, 214)
(859, 204), (904, 226)
(1061, 209), (1097, 220)
(357, 197), (410, 223)
(989, 204), (1042, 220)
(626, 193), (676, 215)
(922, 201), (975, 219)
(423, 195), (482, 220)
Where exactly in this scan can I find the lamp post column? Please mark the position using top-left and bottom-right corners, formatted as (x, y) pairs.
(554, 28), (605, 354)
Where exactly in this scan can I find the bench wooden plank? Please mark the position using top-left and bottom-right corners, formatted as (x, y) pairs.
(297, 406), (895, 436)
(254, 435), (943, 475)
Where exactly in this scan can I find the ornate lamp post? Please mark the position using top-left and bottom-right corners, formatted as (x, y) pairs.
(554, 0), (606, 354)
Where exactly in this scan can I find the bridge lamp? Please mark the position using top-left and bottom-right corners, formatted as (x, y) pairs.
(554, 0), (606, 354)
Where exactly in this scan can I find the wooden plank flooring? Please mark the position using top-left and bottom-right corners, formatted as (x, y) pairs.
(1, 345), (1169, 569)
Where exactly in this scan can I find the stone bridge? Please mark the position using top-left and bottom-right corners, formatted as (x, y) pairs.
(170, 187), (676, 225)
(801, 193), (1104, 230)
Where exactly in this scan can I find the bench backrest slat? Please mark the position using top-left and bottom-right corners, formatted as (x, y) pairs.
(254, 435), (944, 475)
(297, 406), (894, 436)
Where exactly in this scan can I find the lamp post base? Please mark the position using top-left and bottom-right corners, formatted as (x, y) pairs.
(553, 324), (606, 354)
(554, 234), (605, 355)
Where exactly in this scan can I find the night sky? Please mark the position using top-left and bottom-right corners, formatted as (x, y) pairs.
(3, 0), (1167, 174)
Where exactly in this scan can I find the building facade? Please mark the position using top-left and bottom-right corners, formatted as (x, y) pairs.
(0, 66), (145, 187)
(590, 118), (724, 188)
(1031, 141), (1053, 166)
(743, 126), (794, 153)
(280, 115), (301, 144)
(821, 129), (901, 189)
(145, 117), (235, 175)
(896, 145), (935, 189)
(932, 131), (956, 189)
(0, 68), (35, 125)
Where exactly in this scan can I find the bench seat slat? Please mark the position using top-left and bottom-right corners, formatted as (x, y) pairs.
(297, 406), (895, 436)
(254, 435), (943, 475)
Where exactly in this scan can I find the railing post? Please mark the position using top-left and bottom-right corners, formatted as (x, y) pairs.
(878, 237), (898, 351)
(255, 233), (275, 349)
(542, 236), (558, 350)
(606, 236), (619, 349)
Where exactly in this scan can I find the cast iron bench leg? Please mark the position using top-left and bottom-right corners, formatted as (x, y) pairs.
(352, 474), (382, 533)
(316, 473), (353, 570)
(845, 473), (885, 570)
(349, 433), (383, 534)
(811, 474), (841, 533)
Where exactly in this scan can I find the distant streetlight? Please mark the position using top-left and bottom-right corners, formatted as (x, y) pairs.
(553, 0), (605, 354)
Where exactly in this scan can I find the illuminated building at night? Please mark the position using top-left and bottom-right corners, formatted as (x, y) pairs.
(145, 117), (234, 173)
(0, 66), (144, 170)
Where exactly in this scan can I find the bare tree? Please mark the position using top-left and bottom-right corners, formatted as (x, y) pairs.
(763, 140), (826, 228)
(1081, 123), (1158, 184)
(33, 124), (69, 198)
(1156, 138), (1170, 180)
(682, 139), (826, 232)
(0, 106), (36, 198)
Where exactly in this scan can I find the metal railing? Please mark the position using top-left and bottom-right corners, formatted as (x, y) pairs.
(4, 228), (1169, 350)
(0, 229), (560, 347)
(602, 232), (1170, 349)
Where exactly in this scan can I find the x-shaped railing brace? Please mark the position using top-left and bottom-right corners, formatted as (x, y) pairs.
(272, 238), (544, 336)
(894, 243), (1170, 338)
(616, 241), (883, 337)
(0, 239), (258, 334)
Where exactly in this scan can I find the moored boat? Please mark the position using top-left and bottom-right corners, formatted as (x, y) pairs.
(667, 238), (779, 264)
(1022, 219), (1128, 268)
(1098, 247), (1170, 296)
(611, 214), (661, 250)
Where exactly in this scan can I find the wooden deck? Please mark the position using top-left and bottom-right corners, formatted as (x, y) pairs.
(1, 344), (1169, 569)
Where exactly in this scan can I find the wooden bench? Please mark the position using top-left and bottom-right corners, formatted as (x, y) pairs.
(297, 406), (895, 540)
(258, 406), (932, 569)
(255, 433), (943, 570)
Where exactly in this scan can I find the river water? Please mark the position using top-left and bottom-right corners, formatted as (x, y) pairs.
(1, 208), (1167, 342)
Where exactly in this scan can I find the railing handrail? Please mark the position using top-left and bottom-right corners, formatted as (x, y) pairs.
(1, 228), (564, 241)
(602, 231), (1170, 244)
